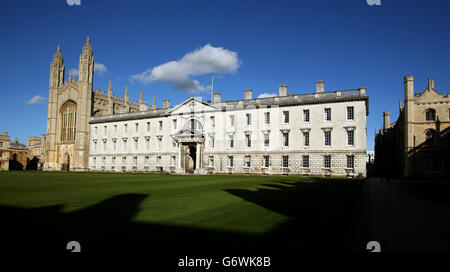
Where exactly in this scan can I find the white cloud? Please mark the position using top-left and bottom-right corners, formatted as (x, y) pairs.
(94, 63), (107, 76)
(130, 44), (241, 93)
(257, 93), (276, 98)
(26, 95), (46, 105)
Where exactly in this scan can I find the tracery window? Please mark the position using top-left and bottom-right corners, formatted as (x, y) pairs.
(59, 101), (77, 142)
(425, 109), (436, 121)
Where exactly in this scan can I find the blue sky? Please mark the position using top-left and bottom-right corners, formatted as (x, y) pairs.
(1, 0), (450, 150)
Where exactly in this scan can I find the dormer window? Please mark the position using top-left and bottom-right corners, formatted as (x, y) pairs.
(425, 109), (436, 121)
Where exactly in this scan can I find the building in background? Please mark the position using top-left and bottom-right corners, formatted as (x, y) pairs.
(0, 132), (28, 170)
(27, 135), (46, 170)
(375, 76), (450, 178)
(89, 83), (369, 177)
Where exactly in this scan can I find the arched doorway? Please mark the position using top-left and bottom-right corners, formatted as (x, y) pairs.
(62, 153), (70, 171)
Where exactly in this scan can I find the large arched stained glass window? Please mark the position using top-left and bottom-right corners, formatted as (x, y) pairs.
(59, 101), (77, 142)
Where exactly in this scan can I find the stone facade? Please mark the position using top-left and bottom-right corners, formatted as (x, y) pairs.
(375, 76), (450, 178)
(89, 85), (369, 177)
(0, 132), (28, 170)
(43, 37), (149, 171)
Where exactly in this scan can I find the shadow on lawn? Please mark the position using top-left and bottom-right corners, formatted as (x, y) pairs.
(0, 179), (370, 252)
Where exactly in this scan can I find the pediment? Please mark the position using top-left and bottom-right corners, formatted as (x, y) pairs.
(166, 97), (218, 115)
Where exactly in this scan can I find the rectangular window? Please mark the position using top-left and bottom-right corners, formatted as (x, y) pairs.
(347, 155), (355, 169)
(264, 133), (270, 147)
(102, 157), (106, 165)
(245, 134), (251, 147)
(157, 156), (161, 165)
(123, 138), (127, 151)
(282, 155), (289, 168)
(347, 106), (354, 120)
(135, 123), (139, 132)
(122, 157), (126, 164)
(263, 156), (270, 168)
(302, 155), (309, 168)
(145, 137), (150, 149)
(124, 124), (128, 133)
(347, 130), (354, 146)
(324, 108), (331, 121)
(173, 119), (177, 130)
(133, 156), (137, 165)
(158, 137), (162, 149)
(210, 116), (215, 128)
(229, 135), (234, 148)
(283, 111), (289, 123)
(113, 140), (116, 151)
(104, 126), (107, 135)
(145, 156), (149, 164)
(209, 156), (214, 167)
(93, 157), (96, 166)
(303, 109), (310, 122)
(229, 115), (235, 126)
(324, 155), (331, 168)
(265, 112), (270, 124)
(114, 125), (117, 134)
(303, 131), (310, 146)
(324, 131), (331, 146)
(246, 113), (251, 125)
(112, 157), (116, 164)
(283, 132), (289, 147)
(103, 140), (106, 151)
(228, 156), (234, 167)
(210, 136), (215, 148)
(244, 156), (251, 167)
(94, 141), (97, 151)
(171, 156), (176, 166)
(159, 121), (163, 131)
(95, 127), (98, 135)
(146, 122), (150, 131)
(134, 138), (138, 150)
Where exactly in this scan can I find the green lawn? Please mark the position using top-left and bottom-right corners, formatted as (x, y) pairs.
(0, 172), (369, 251)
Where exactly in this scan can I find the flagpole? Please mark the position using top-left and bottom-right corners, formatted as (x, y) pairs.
(211, 75), (214, 102)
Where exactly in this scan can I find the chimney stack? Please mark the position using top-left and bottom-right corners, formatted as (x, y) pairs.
(163, 99), (170, 109)
(316, 80), (324, 93)
(213, 92), (221, 103)
(244, 89), (252, 100)
(428, 78), (435, 90)
(383, 111), (390, 130)
(279, 85), (287, 96)
(404, 75), (414, 101)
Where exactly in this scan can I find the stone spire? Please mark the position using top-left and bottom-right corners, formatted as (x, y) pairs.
(153, 94), (156, 110)
(108, 78), (112, 97)
(125, 84), (129, 102)
(68, 71), (72, 82)
(82, 36), (93, 55)
(50, 45), (64, 87)
(139, 89), (143, 104)
(53, 45), (63, 62)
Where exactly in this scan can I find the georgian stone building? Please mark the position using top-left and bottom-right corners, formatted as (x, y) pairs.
(44, 37), (369, 176)
(89, 85), (369, 177)
(375, 76), (450, 178)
